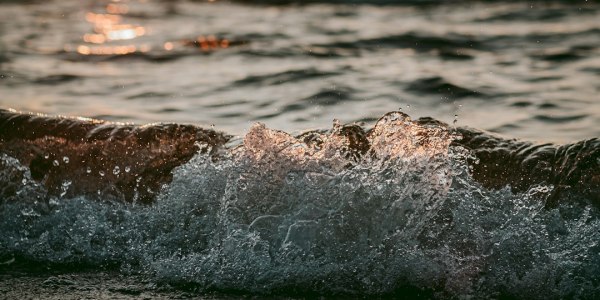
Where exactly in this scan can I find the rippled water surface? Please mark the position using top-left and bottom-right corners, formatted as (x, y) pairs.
(1, 0), (599, 142)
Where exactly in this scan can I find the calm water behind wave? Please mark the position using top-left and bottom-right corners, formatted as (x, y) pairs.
(0, 0), (599, 142)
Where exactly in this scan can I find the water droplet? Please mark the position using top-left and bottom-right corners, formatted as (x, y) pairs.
(63, 156), (69, 164)
(22, 178), (27, 185)
(333, 118), (341, 130)
(113, 166), (120, 175)
(99, 171), (105, 177)
(125, 166), (131, 173)
(86, 167), (92, 174)
(52, 160), (59, 167)
(60, 180), (72, 198)
(285, 173), (297, 184)
(239, 181), (247, 190)
(21, 208), (40, 217)
(333, 119), (342, 132)
(44, 154), (49, 159)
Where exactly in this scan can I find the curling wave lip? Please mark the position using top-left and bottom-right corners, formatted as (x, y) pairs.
(0, 109), (598, 208)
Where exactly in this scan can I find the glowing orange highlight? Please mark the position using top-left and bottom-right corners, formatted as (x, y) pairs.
(77, 45), (91, 55)
(76, 45), (137, 56)
(220, 39), (230, 48)
(85, 13), (121, 25)
(83, 33), (106, 44)
(106, 3), (129, 14)
(207, 35), (218, 48)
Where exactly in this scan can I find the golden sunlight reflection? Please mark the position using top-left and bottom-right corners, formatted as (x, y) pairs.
(85, 12), (121, 24)
(87, 13), (145, 41)
(106, 3), (130, 14)
(181, 35), (231, 51)
(77, 45), (137, 55)
(77, 4), (145, 55)
(71, 0), (235, 57)
(76, 3), (146, 56)
(83, 33), (106, 44)
(103, 26), (145, 41)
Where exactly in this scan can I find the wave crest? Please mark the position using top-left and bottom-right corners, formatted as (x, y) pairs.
(0, 109), (599, 297)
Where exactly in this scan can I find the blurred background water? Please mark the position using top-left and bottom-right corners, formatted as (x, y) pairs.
(0, 0), (598, 142)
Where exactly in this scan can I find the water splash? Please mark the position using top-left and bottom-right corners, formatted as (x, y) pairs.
(0, 114), (598, 298)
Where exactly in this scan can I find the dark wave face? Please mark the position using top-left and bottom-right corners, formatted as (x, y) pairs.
(1, 110), (599, 298)
(0, 109), (230, 204)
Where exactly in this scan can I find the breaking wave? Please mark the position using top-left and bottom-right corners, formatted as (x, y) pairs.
(0, 110), (599, 298)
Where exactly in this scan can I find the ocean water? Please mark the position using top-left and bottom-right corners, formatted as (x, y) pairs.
(1, 0), (600, 299)
(1, 0), (599, 142)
